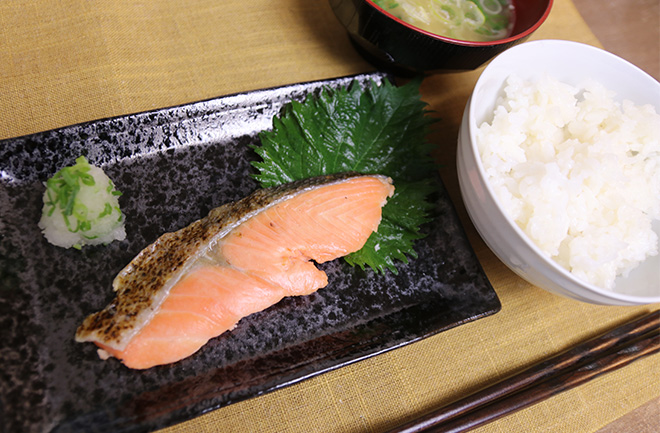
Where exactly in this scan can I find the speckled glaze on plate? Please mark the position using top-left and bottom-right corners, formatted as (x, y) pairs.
(0, 72), (500, 433)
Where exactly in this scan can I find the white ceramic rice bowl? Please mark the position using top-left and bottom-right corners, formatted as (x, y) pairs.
(457, 39), (660, 305)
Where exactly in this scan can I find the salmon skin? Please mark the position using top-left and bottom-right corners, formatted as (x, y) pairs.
(75, 172), (394, 369)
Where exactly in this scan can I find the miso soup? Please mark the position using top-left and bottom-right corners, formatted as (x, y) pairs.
(373, 0), (515, 42)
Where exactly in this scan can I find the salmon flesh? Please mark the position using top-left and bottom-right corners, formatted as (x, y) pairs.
(75, 172), (394, 369)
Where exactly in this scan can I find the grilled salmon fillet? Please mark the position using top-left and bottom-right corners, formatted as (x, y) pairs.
(75, 172), (394, 369)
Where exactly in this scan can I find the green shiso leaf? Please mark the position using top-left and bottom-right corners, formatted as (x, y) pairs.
(251, 77), (437, 273)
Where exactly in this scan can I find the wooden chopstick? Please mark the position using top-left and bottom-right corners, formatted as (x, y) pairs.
(423, 329), (659, 433)
(386, 310), (660, 433)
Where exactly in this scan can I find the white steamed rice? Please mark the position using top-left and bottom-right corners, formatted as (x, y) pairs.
(477, 74), (660, 290)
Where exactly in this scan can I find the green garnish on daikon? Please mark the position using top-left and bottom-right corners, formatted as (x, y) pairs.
(252, 78), (437, 273)
(39, 156), (126, 249)
(45, 156), (97, 232)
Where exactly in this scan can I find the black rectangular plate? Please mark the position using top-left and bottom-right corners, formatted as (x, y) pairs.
(0, 72), (500, 433)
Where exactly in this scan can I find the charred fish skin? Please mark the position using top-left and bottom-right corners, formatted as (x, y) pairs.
(75, 172), (391, 351)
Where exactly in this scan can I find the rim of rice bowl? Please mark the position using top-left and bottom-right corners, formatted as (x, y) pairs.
(465, 40), (660, 304)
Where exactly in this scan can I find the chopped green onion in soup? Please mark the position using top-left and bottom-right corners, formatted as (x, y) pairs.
(373, 0), (514, 42)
